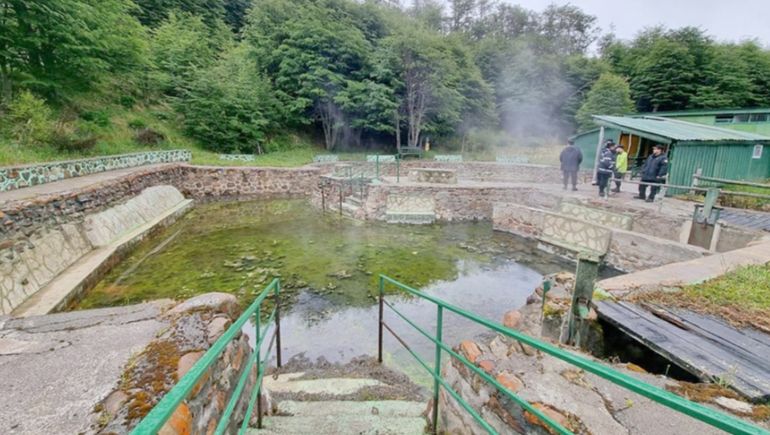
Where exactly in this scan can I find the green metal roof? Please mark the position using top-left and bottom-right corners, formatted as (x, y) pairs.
(634, 107), (770, 117)
(592, 115), (770, 144)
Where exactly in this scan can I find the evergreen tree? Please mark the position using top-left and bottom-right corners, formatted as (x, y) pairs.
(576, 72), (634, 130)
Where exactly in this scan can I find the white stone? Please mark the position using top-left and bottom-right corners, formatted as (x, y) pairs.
(714, 396), (753, 414)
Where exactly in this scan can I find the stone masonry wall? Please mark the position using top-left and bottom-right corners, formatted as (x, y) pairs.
(95, 293), (258, 435)
(0, 150), (191, 192)
(174, 165), (320, 200)
(493, 202), (709, 272)
(362, 184), (564, 222)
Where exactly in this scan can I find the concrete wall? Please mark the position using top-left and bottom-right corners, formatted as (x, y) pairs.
(0, 186), (190, 315)
(493, 202), (709, 272)
(0, 150), (191, 192)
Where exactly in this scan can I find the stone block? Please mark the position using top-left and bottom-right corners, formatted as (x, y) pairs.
(408, 168), (458, 184)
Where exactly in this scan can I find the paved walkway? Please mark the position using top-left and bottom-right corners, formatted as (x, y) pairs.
(0, 164), (177, 204)
(0, 301), (172, 435)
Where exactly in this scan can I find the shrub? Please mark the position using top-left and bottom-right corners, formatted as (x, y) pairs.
(119, 95), (136, 109)
(134, 128), (166, 146)
(6, 90), (53, 145)
(50, 122), (99, 152)
(79, 110), (111, 127)
(128, 118), (148, 130)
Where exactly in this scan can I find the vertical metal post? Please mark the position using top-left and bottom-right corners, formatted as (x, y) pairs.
(432, 306), (443, 434)
(376, 155), (380, 180)
(396, 158), (400, 183)
(378, 276), (384, 363)
(275, 281), (282, 368)
(567, 253), (599, 347)
(255, 306), (262, 429)
(338, 183), (343, 216)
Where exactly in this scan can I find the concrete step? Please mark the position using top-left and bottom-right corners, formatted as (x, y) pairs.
(385, 212), (436, 225)
(346, 195), (363, 206)
(263, 372), (383, 396)
(249, 415), (427, 434)
(340, 202), (360, 216)
(276, 400), (425, 418)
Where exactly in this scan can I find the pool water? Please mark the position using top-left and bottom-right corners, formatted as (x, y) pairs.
(74, 199), (575, 370)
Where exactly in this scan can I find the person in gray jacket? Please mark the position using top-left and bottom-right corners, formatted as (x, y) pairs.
(559, 139), (583, 190)
(597, 140), (617, 197)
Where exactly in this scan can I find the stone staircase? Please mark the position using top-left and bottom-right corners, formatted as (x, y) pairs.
(249, 364), (428, 435)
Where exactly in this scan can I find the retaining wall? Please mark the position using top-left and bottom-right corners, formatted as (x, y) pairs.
(0, 186), (190, 315)
(493, 203), (709, 272)
(0, 150), (191, 192)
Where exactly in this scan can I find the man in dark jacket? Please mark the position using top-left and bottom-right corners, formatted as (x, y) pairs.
(596, 140), (617, 197)
(636, 144), (668, 202)
(559, 139), (583, 190)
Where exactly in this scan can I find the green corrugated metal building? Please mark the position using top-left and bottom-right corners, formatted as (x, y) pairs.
(570, 115), (770, 195)
(634, 108), (770, 136)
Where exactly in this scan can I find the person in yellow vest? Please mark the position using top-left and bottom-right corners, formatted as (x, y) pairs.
(612, 145), (628, 193)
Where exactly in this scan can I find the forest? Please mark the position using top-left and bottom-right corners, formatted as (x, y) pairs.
(2, 0), (770, 161)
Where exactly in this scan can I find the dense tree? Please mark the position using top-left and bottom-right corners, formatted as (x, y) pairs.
(0, 0), (147, 103)
(132, 0), (226, 28)
(149, 12), (231, 96)
(177, 45), (280, 153)
(576, 73), (634, 130)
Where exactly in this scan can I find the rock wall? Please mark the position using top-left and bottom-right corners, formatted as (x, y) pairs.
(493, 202), (708, 272)
(361, 184), (563, 222)
(0, 150), (191, 192)
(174, 165), (320, 200)
(95, 293), (258, 435)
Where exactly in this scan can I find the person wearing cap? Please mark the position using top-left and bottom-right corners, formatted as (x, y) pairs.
(596, 139), (617, 197)
(636, 144), (668, 202)
(612, 145), (628, 193)
(559, 139), (583, 191)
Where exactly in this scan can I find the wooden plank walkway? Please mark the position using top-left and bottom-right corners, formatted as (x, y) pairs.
(595, 301), (770, 401)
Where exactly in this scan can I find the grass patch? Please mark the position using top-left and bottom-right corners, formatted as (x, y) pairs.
(632, 263), (770, 332)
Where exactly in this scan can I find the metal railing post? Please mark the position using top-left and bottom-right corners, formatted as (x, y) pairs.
(376, 155), (380, 180)
(275, 282), (282, 368)
(255, 306), (262, 429)
(378, 276), (384, 363)
(396, 158), (400, 183)
(432, 306), (443, 434)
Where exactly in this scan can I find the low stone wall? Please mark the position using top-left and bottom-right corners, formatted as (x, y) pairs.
(493, 202), (708, 272)
(0, 150), (191, 192)
(408, 168), (458, 184)
(95, 293), (257, 435)
(362, 184), (563, 222)
(174, 165), (320, 200)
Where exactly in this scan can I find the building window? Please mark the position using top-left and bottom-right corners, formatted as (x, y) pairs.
(753, 145), (764, 159)
(734, 114), (750, 123)
(749, 113), (769, 123)
(715, 114), (733, 123)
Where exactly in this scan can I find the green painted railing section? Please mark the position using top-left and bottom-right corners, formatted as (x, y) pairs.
(131, 279), (281, 435)
(377, 274), (768, 435)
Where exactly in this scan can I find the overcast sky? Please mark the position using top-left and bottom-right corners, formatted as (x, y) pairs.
(508, 0), (770, 46)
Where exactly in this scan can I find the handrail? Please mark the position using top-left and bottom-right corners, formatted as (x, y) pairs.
(377, 274), (768, 435)
(132, 279), (282, 434)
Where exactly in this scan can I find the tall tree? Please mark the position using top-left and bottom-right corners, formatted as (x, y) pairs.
(0, 0), (148, 103)
(576, 72), (634, 130)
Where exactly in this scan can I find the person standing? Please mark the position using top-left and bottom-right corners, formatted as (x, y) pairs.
(636, 144), (668, 202)
(596, 140), (617, 198)
(559, 139), (583, 191)
(612, 145), (628, 193)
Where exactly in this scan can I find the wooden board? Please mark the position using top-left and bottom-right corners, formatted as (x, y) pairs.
(596, 301), (770, 401)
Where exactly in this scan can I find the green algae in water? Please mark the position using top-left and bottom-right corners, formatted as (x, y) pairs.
(74, 199), (520, 310)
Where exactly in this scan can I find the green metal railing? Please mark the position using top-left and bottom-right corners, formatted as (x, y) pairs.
(132, 279), (282, 435)
(377, 274), (768, 435)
